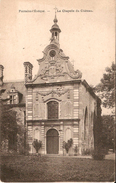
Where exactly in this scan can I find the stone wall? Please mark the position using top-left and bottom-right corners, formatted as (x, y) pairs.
(79, 83), (96, 153)
(26, 81), (99, 155)
(31, 84), (74, 120)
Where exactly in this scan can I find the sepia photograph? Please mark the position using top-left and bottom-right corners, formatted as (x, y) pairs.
(0, 0), (115, 182)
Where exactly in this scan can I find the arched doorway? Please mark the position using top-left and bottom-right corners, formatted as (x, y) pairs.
(46, 129), (59, 154)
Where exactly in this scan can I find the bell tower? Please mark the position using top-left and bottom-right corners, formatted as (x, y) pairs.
(50, 13), (61, 44)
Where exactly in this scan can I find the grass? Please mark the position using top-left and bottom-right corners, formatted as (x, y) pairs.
(1, 155), (115, 182)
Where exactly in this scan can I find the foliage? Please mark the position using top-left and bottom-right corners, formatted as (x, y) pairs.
(82, 149), (91, 155)
(74, 145), (78, 153)
(16, 111), (29, 155)
(0, 104), (18, 152)
(0, 101), (29, 154)
(93, 63), (116, 113)
(32, 139), (42, 153)
(1, 104), (17, 143)
(62, 138), (73, 154)
(91, 149), (105, 160)
(101, 115), (115, 152)
(18, 143), (30, 155)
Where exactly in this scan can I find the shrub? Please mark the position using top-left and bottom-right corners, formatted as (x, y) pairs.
(91, 149), (105, 160)
(74, 145), (78, 155)
(19, 144), (30, 155)
(32, 139), (42, 154)
(82, 148), (91, 155)
(62, 138), (73, 154)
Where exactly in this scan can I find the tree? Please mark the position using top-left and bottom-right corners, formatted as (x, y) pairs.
(0, 101), (29, 154)
(93, 63), (116, 152)
(101, 115), (115, 152)
(94, 62), (116, 114)
(1, 104), (17, 151)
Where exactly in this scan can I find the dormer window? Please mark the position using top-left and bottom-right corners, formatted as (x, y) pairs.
(7, 85), (23, 104)
(10, 95), (16, 104)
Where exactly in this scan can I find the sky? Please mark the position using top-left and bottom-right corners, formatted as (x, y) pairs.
(0, 0), (115, 87)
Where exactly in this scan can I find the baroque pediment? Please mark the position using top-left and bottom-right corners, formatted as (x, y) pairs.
(32, 43), (82, 83)
(39, 60), (64, 80)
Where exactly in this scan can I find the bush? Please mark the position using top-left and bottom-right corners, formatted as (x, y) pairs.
(18, 144), (30, 155)
(62, 138), (73, 154)
(32, 139), (42, 154)
(91, 150), (105, 160)
(82, 148), (91, 155)
(74, 145), (78, 155)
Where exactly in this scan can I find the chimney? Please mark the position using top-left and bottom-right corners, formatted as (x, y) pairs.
(23, 62), (33, 83)
(0, 65), (4, 86)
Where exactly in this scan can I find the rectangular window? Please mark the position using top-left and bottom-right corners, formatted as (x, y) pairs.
(47, 101), (58, 119)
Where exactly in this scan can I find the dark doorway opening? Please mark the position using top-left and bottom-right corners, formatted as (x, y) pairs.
(46, 129), (59, 154)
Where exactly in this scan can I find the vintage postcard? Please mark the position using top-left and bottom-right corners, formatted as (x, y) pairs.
(0, 0), (115, 182)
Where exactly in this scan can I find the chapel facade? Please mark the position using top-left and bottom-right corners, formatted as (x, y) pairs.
(0, 15), (101, 155)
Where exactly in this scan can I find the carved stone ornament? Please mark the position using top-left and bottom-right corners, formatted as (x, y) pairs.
(38, 88), (69, 97)
(40, 61), (64, 80)
(66, 63), (82, 79)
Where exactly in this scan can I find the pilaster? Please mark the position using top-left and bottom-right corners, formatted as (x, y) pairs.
(73, 84), (79, 119)
(59, 122), (63, 154)
(41, 123), (45, 154)
(27, 125), (33, 153)
(26, 87), (33, 120)
(73, 122), (79, 148)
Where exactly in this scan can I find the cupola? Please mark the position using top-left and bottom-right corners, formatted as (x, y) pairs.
(50, 14), (61, 44)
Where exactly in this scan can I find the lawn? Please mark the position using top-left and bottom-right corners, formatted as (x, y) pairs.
(1, 155), (115, 182)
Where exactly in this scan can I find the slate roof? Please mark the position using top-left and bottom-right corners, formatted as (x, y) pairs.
(1, 80), (26, 104)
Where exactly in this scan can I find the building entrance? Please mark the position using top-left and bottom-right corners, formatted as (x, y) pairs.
(46, 129), (59, 154)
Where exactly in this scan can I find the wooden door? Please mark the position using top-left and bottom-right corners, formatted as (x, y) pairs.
(47, 129), (59, 154)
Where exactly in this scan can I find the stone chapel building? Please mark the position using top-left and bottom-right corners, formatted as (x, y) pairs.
(0, 15), (101, 155)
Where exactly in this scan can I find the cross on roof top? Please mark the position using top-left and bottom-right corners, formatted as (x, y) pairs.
(54, 7), (58, 14)
(53, 7), (58, 24)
